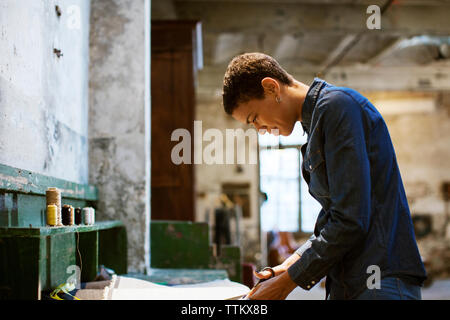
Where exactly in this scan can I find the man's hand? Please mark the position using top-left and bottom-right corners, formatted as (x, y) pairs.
(246, 253), (301, 300)
(246, 271), (297, 300)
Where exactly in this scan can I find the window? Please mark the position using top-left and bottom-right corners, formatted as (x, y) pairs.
(259, 122), (321, 233)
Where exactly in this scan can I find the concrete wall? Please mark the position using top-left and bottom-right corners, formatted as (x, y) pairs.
(0, 0), (90, 184)
(89, 0), (151, 273)
(366, 92), (450, 237)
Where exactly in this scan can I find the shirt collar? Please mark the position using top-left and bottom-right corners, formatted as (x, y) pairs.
(301, 78), (326, 134)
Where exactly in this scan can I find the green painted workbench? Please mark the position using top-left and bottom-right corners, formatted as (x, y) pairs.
(151, 221), (242, 283)
(0, 163), (127, 300)
(0, 163), (241, 298)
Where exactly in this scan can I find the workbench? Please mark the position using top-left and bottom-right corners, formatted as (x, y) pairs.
(0, 163), (242, 299)
(0, 163), (127, 299)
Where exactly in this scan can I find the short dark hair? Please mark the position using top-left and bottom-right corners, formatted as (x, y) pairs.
(222, 53), (294, 115)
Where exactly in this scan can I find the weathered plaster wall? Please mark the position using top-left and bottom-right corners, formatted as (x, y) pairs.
(0, 0), (90, 184)
(89, 0), (151, 273)
(363, 91), (450, 278)
(367, 92), (450, 236)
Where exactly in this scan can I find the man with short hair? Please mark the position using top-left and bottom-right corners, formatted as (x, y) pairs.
(222, 52), (427, 300)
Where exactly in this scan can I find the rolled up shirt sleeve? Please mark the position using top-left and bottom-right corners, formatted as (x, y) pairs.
(295, 234), (316, 257)
(288, 91), (372, 290)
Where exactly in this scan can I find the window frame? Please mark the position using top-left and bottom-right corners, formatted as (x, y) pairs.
(258, 142), (314, 238)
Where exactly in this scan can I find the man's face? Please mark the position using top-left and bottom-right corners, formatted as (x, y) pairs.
(231, 96), (296, 137)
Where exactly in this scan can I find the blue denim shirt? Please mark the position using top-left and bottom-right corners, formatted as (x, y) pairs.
(287, 78), (427, 300)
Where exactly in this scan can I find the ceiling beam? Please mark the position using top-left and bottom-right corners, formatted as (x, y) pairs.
(313, 65), (450, 91)
(365, 37), (406, 65)
(316, 0), (394, 75)
(175, 0), (450, 5)
(197, 63), (450, 97)
(317, 34), (361, 76)
(175, 1), (450, 36)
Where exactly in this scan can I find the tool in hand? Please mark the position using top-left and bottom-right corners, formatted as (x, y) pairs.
(251, 266), (275, 288)
(226, 266), (276, 300)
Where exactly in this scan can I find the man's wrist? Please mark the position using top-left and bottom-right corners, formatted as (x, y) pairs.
(279, 268), (298, 295)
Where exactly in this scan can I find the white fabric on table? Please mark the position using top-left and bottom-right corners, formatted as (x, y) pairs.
(106, 276), (250, 300)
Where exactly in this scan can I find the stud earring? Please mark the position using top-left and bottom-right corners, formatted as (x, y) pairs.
(276, 96), (281, 103)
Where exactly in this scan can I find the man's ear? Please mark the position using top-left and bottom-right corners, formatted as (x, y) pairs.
(261, 77), (280, 96)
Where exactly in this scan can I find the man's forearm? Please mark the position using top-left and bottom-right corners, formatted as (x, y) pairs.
(282, 252), (301, 269)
